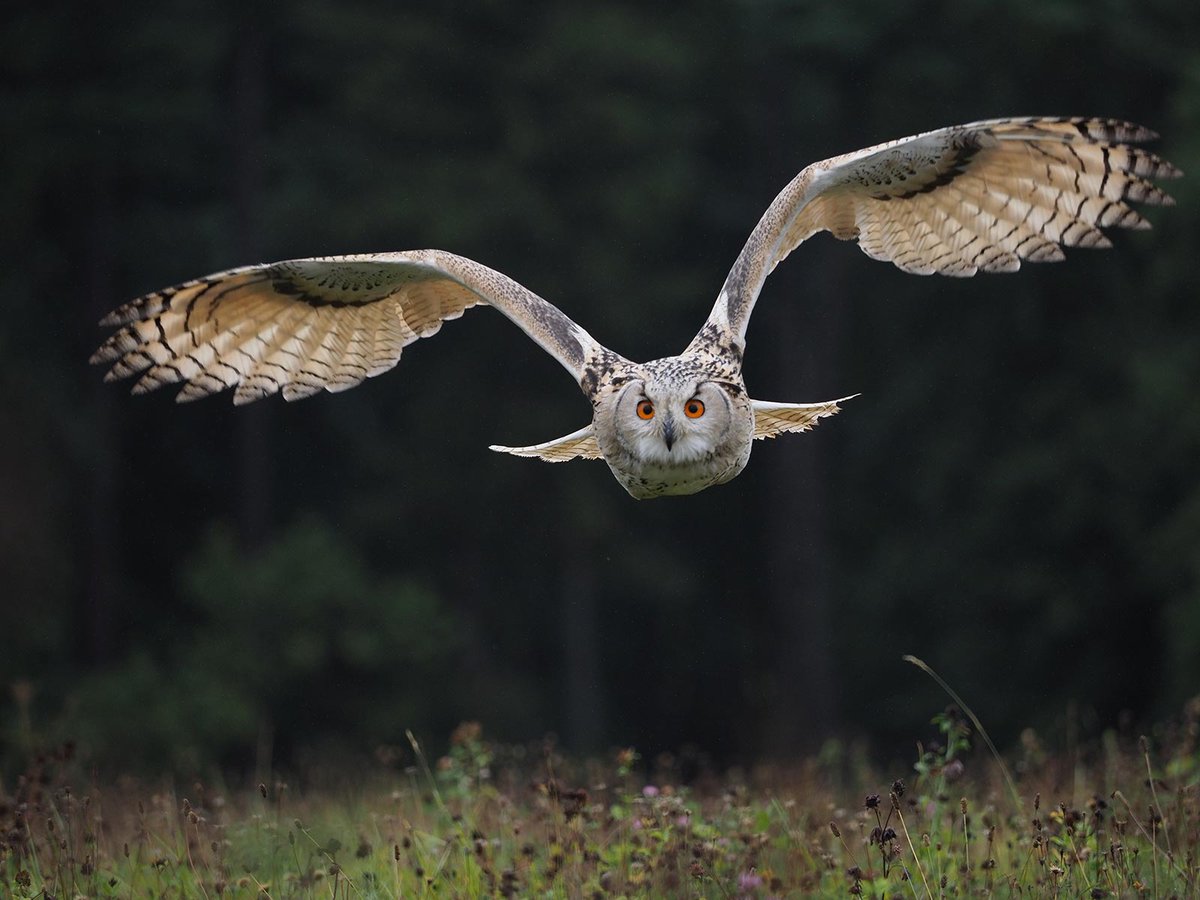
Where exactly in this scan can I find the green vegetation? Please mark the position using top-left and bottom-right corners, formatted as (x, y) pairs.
(60, 520), (463, 771)
(4, 703), (1198, 898)
(3, 0), (1200, 769)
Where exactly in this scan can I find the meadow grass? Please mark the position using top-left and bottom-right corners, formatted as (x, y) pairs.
(2, 702), (1198, 899)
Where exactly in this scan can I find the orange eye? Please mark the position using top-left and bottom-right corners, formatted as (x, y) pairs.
(636, 400), (655, 420)
(684, 398), (705, 419)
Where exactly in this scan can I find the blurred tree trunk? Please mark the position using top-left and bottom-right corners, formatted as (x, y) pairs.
(231, 22), (272, 551)
(231, 17), (275, 784)
(83, 164), (118, 664)
(561, 533), (605, 751)
(743, 6), (849, 753)
(762, 256), (847, 754)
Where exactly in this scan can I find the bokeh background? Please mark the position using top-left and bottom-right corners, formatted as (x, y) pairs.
(3, 0), (1199, 775)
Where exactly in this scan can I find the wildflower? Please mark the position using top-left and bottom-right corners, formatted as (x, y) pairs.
(642, 785), (660, 798)
(864, 794), (880, 809)
(738, 870), (763, 890)
(450, 721), (482, 746)
(616, 747), (640, 774)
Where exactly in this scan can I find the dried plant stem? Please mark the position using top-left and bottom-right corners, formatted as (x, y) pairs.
(1112, 790), (1187, 881)
(902, 655), (1021, 814)
(406, 730), (448, 819)
(892, 794), (932, 900)
(182, 814), (210, 900)
(829, 821), (868, 880)
(1062, 823), (1093, 893)
(960, 798), (970, 876)
(1140, 736), (1172, 856)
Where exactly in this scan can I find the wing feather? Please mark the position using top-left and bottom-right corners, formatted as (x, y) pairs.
(93, 250), (606, 403)
(751, 396), (856, 440)
(698, 117), (1180, 346)
(488, 425), (602, 462)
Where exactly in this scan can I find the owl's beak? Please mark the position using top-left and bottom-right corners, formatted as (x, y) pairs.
(662, 414), (676, 451)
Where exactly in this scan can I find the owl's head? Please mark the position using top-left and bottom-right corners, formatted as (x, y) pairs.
(611, 375), (741, 465)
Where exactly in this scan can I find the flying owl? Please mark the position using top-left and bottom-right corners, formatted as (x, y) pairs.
(92, 117), (1179, 499)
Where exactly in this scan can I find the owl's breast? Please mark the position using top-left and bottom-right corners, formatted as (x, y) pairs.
(602, 428), (753, 499)
(607, 443), (752, 499)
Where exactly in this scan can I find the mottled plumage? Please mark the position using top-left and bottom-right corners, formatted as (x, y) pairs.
(93, 117), (1179, 499)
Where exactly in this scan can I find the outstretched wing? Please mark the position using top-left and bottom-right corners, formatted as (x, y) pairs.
(700, 118), (1181, 346)
(92, 249), (605, 404)
(751, 396), (855, 440)
(488, 424), (602, 462)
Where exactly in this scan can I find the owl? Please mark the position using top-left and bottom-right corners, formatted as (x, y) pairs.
(93, 117), (1178, 499)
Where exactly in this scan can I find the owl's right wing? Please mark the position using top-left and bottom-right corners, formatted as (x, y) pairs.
(488, 424), (602, 462)
(92, 249), (607, 404)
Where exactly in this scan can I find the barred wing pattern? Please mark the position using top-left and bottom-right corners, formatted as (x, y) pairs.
(488, 424), (603, 462)
(91, 249), (601, 405)
(712, 117), (1181, 343)
(750, 397), (857, 440)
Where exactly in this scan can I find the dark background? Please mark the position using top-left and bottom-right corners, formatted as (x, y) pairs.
(3, 0), (1199, 775)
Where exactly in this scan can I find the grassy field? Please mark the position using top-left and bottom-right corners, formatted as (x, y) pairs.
(3, 699), (1198, 899)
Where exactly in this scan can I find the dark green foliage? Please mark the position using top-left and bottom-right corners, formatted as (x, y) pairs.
(62, 520), (461, 768)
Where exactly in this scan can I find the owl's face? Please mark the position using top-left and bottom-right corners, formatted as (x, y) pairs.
(612, 377), (740, 466)
(595, 369), (755, 498)
(590, 359), (755, 498)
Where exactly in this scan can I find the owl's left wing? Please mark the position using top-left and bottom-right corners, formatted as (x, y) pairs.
(751, 396), (856, 440)
(699, 117), (1180, 347)
(92, 249), (605, 404)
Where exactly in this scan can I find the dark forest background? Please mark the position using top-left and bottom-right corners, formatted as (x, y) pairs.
(3, 0), (1199, 775)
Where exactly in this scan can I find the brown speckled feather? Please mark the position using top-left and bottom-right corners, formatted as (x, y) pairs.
(703, 117), (1180, 347)
(489, 425), (602, 462)
(751, 397), (856, 440)
(91, 249), (603, 405)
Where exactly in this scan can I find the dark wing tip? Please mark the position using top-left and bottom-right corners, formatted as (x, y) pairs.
(97, 307), (130, 328)
(1072, 117), (1159, 143)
